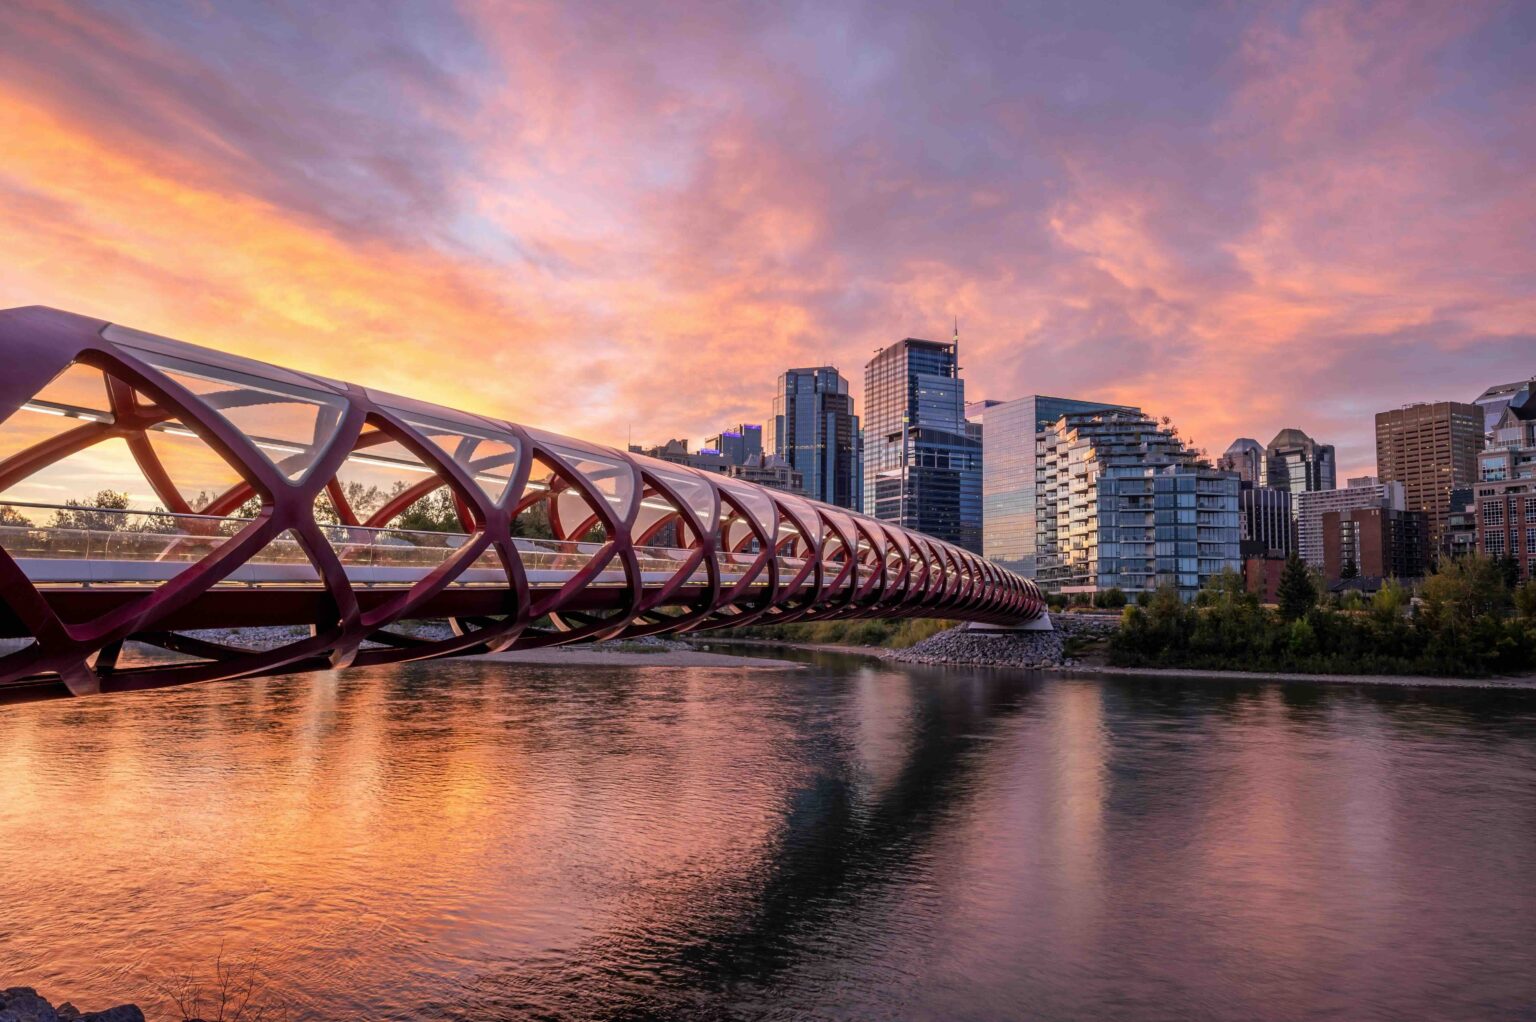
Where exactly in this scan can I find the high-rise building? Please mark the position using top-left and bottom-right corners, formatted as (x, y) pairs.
(978, 394), (1129, 576)
(1473, 377), (1536, 435)
(705, 424), (763, 467)
(1294, 477), (1406, 567)
(1035, 407), (1240, 600)
(1474, 381), (1536, 581)
(1321, 506), (1430, 584)
(1218, 438), (1265, 485)
(1239, 482), (1294, 556)
(863, 337), (980, 551)
(1264, 428), (1336, 494)
(1375, 401), (1482, 551)
(1445, 488), (1479, 560)
(772, 367), (861, 511)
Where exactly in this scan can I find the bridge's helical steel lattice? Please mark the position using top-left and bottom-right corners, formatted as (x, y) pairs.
(0, 307), (1044, 701)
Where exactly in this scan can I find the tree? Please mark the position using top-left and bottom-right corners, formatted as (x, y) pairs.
(1371, 578), (1411, 623)
(0, 505), (31, 527)
(1096, 587), (1127, 609)
(1277, 553), (1317, 622)
(394, 488), (464, 534)
(1499, 555), (1521, 591)
(1420, 554), (1509, 630)
(1515, 580), (1536, 621)
(49, 489), (132, 531)
(1340, 558), (1359, 580)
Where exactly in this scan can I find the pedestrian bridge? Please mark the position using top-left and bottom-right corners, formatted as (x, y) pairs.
(0, 307), (1043, 701)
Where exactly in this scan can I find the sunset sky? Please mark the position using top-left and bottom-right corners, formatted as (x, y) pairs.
(1, 0), (1532, 477)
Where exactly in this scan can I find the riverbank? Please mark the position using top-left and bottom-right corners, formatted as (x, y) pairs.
(726, 619), (1536, 693)
(1072, 664), (1536, 691)
(483, 646), (804, 668)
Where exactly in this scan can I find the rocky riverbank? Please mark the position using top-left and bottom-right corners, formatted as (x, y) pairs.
(886, 614), (1119, 669)
(0, 987), (143, 1022)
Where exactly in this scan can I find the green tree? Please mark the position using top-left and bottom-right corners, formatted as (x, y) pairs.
(1498, 555), (1521, 591)
(50, 489), (132, 531)
(1276, 553), (1317, 622)
(1420, 554), (1508, 631)
(1340, 558), (1359, 580)
(1097, 587), (1127, 609)
(1370, 579), (1411, 623)
(394, 488), (464, 533)
(1515, 579), (1536, 621)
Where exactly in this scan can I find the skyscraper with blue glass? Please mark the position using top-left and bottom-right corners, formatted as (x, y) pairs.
(772, 367), (861, 510)
(862, 336), (981, 552)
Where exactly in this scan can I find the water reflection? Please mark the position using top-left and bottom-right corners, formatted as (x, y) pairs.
(2, 659), (1535, 1021)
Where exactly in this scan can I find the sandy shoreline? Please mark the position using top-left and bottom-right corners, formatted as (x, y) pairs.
(480, 647), (805, 669)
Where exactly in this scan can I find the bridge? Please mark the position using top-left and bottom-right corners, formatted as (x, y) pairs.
(0, 307), (1044, 701)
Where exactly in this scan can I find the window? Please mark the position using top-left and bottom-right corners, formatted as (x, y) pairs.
(1487, 532), (1506, 556)
(1486, 503), (1505, 526)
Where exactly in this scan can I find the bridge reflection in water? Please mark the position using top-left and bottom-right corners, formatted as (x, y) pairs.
(0, 307), (1042, 700)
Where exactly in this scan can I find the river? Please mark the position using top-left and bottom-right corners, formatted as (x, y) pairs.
(2, 650), (1535, 1020)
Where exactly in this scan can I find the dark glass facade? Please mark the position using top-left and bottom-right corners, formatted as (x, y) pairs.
(863, 339), (980, 552)
(772, 367), (861, 510)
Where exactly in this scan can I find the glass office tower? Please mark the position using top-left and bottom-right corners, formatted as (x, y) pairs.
(980, 395), (1129, 576)
(772, 367), (861, 510)
(863, 338), (980, 552)
(1263, 428), (1337, 494)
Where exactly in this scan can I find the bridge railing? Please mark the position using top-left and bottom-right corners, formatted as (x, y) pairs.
(0, 501), (779, 585)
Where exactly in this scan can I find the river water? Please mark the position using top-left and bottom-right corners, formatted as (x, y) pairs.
(2, 650), (1535, 1020)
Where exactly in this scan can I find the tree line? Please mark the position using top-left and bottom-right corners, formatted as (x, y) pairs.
(1109, 553), (1536, 677)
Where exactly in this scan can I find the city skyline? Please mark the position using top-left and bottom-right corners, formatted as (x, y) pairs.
(1, 2), (1532, 480)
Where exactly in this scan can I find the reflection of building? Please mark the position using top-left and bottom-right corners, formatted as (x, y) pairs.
(1321, 506), (1430, 584)
(1375, 401), (1482, 551)
(1264, 428), (1336, 494)
(773, 367), (861, 511)
(1295, 477), (1405, 567)
(1219, 438), (1265, 484)
(863, 337), (980, 552)
(978, 394), (1128, 577)
(1474, 381), (1536, 581)
(1036, 407), (1240, 600)
(705, 424), (763, 467)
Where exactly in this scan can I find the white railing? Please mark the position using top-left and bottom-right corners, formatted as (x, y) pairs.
(0, 502), (779, 586)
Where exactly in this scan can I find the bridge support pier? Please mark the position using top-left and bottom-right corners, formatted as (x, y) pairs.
(965, 612), (1054, 633)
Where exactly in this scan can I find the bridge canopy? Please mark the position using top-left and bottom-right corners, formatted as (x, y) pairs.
(0, 306), (1043, 700)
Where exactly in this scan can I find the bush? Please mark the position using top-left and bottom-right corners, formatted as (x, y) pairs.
(1107, 555), (1535, 678)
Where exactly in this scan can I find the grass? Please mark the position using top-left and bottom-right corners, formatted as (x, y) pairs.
(704, 617), (955, 650)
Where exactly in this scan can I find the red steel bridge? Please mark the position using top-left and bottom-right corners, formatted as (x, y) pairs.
(0, 307), (1044, 701)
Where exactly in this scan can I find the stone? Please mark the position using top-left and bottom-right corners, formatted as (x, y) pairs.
(79, 1009), (143, 1022)
(0, 988), (58, 1022)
